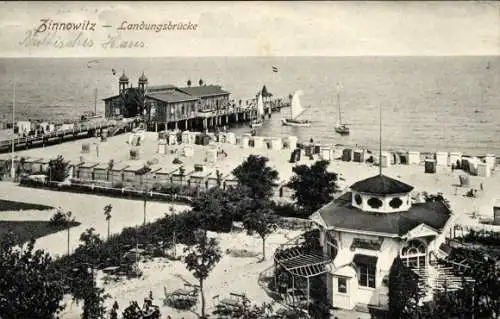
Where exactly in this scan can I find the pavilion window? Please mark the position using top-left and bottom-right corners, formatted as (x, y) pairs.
(358, 263), (376, 288)
(401, 240), (427, 269)
(338, 277), (347, 293)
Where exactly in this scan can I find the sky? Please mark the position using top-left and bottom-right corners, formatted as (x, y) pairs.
(0, 1), (498, 57)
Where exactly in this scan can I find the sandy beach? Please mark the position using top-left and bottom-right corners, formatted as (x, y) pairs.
(1, 131), (499, 318)
(2, 131), (498, 219)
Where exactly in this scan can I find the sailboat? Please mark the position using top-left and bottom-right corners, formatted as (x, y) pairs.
(250, 93), (265, 128)
(334, 87), (349, 135)
(281, 90), (311, 127)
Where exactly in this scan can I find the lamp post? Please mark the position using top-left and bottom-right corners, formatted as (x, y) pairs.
(10, 82), (16, 180)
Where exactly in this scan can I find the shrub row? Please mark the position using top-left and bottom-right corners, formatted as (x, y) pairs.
(19, 178), (193, 205)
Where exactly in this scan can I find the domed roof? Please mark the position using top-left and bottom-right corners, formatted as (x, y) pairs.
(350, 174), (414, 195)
(138, 72), (148, 82)
(119, 72), (129, 82)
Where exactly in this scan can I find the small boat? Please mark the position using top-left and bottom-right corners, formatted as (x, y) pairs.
(281, 90), (311, 127)
(334, 85), (349, 135)
(335, 123), (350, 135)
(250, 93), (265, 128)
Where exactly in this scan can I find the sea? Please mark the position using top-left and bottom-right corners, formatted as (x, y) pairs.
(0, 56), (499, 156)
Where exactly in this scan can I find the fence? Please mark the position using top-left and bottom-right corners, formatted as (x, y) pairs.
(19, 178), (193, 204)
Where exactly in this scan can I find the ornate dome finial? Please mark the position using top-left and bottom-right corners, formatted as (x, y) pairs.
(139, 71), (148, 83)
(119, 70), (129, 82)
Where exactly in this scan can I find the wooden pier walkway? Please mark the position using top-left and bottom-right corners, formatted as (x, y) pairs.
(0, 120), (120, 154)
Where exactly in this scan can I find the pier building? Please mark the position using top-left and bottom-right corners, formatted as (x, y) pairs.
(103, 72), (256, 131)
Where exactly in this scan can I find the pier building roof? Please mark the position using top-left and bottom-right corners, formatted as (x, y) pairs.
(104, 84), (230, 104)
(313, 191), (451, 236)
(177, 85), (230, 97)
(147, 85), (177, 92)
(350, 174), (414, 195)
(147, 91), (199, 103)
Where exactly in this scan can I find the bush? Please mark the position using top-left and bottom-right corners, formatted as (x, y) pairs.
(49, 209), (72, 227)
(272, 202), (309, 218)
(112, 181), (124, 189)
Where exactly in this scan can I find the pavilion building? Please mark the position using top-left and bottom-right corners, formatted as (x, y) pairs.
(274, 173), (463, 312)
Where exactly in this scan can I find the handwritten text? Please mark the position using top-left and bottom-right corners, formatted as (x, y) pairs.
(19, 30), (94, 49)
(101, 34), (145, 49)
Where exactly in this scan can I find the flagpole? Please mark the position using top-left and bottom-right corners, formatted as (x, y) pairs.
(10, 81), (16, 180)
(379, 104), (382, 176)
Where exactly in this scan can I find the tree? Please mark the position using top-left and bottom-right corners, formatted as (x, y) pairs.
(199, 78), (204, 86)
(232, 155), (279, 200)
(388, 256), (420, 318)
(0, 233), (65, 318)
(242, 207), (278, 261)
(179, 166), (186, 186)
(143, 189), (148, 225)
(287, 160), (338, 214)
(71, 228), (109, 319)
(187, 79), (192, 87)
(215, 169), (223, 188)
(65, 210), (75, 255)
(191, 187), (234, 232)
(183, 232), (222, 318)
(104, 204), (112, 240)
(47, 155), (69, 182)
(110, 301), (119, 319)
(81, 277), (110, 319)
(74, 228), (104, 268)
(107, 159), (114, 181)
(16, 156), (26, 180)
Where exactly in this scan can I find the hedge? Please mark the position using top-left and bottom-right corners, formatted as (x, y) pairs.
(19, 178), (193, 205)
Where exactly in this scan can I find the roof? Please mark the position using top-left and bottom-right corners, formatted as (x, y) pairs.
(102, 94), (120, 101)
(190, 170), (213, 179)
(316, 192), (452, 236)
(147, 84), (177, 92)
(350, 174), (414, 195)
(94, 163), (110, 170)
(274, 246), (332, 278)
(111, 163), (130, 171)
(79, 162), (99, 169)
(119, 72), (129, 82)
(155, 167), (178, 175)
(147, 91), (198, 104)
(123, 162), (147, 172)
(177, 85), (230, 97)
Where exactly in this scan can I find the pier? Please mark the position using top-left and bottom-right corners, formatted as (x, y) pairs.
(0, 119), (124, 153)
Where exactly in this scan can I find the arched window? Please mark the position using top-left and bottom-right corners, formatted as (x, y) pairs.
(401, 240), (426, 269)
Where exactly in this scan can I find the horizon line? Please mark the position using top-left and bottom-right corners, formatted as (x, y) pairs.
(1, 54), (499, 59)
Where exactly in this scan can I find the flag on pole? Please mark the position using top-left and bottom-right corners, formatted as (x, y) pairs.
(272, 66), (279, 73)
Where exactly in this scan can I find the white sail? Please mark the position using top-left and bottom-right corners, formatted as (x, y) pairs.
(290, 90), (304, 120)
(257, 93), (264, 117)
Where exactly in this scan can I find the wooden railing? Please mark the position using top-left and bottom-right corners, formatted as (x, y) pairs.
(0, 120), (117, 150)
